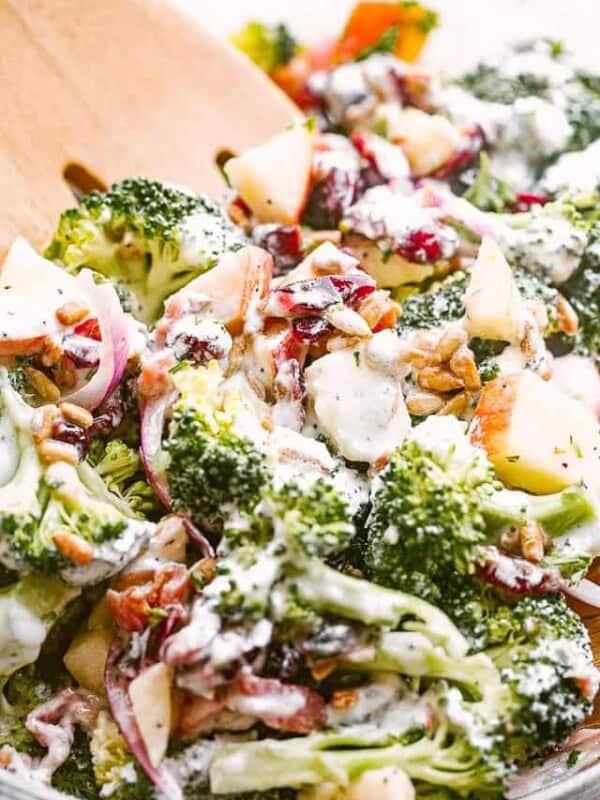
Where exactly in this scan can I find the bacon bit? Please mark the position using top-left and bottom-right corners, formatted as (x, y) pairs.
(476, 546), (562, 595)
(56, 301), (90, 326)
(309, 658), (338, 682)
(228, 673), (326, 734)
(574, 674), (599, 701)
(107, 564), (190, 632)
(331, 689), (358, 710)
(138, 350), (177, 400)
(52, 532), (94, 565)
(177, 694), (226, 739)
(519, 521), (545, 564)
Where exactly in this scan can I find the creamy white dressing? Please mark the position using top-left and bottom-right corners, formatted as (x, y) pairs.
(305, 337), (411, 464)
(542, 139), (600, 194)
(500, 212), (588, 284)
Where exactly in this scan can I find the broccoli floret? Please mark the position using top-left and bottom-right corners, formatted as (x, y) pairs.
(456, 62), (549, 105)
(87, 438), (159, 518)
(164, 362), (269, 533)
(208, 682), (507, 797)
(0, 372), (153, 582)
(555, 231), (600, 362)
(52, 727), (101, 800)
(364, 417), (595, 596)
(464, 153), (517, 212)
(396, 271), (468, 332)
(45, 178), (248, 323)
(231, 21), (298, 73)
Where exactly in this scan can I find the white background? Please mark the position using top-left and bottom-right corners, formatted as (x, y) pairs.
(174, 0), (599, 71)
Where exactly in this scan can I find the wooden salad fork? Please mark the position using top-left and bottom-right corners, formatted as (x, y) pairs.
(0, 0), (298, 256)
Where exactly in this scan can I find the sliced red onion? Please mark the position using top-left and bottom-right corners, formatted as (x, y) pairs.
(104, 636), (183, 800)
(563, 578), (600, 609)
(176, 514), (215, 558)
(66, 270), (130, 410)
(140, 391), (177, 508)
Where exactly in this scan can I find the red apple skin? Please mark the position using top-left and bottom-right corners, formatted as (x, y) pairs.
(470, 374), (518, 460)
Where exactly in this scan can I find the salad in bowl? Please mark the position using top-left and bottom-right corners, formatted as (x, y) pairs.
(2, 4), (600, 800)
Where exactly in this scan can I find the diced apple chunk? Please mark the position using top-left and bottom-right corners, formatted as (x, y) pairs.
(129, 662), (173, 768)
(305, 333), (410, 463)
(225, 123), (315, 224)
(464, 236), (526, 343)
(63, 598), (115, 697)
(345, 234), (434, 287)
(385, 108), (461, 178)
(471, 370), (600, 494)
(176, 246), (272, 336)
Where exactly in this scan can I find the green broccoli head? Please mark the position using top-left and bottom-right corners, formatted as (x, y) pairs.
(491, 593), (595, 763)
(164, 362), (269, 533)
(395, 271), (469, 333)
(464, 152), (517, 213)
(87, 438), (160, 518)
(52, 727), (101, 800)
(45, 178), (248, 323)
(231, 21), (298, 73)
(364, 416), (594, 594)
(365, 418), (497, 596)
(0, 373), (153, 582)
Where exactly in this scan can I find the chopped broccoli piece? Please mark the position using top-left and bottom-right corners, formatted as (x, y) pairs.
(456, 62), (549, 105)
(87, 438), (159, 518)
(464, 152), (517, 212)
(45, 178), (248, 323)
(90, 711), (154, 800)
(231, 21), (298, 73)
(396, 271), (469, 332)
(52, 727), (100, 800)
(164, 362), (269, 533)
(555, 232), (600, 362)
(364, 416), (595, 597)
(0, 372), (152, 582)
(208, 683), (506, 796)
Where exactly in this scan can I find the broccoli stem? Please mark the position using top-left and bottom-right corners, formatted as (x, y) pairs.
(289, 558), (468, 658)
(209, 726), (492, 795)
(481, 484), (595, 540)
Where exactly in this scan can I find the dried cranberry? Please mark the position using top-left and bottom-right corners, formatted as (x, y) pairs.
(329, 273), (376, 307)
(73, 318), (101, 341)
(432, 125), (485, 180)
(302, 167), (361, 229)
(476, 547), (563, 595)
(167, 325), (231, 365)
(61, 334), (101, 368)
(52, 418), (90, 457)
(254, 224), (304, 275)
(511, 192), (550, 213)
(396, 229), (443, 263)
(292, 317), (332, 343)
(267, 277), (340, 317)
